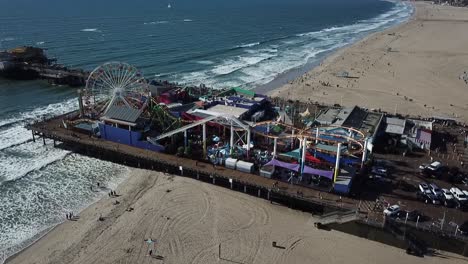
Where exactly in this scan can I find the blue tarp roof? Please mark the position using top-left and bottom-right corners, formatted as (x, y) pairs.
(315, 152), (359, 166)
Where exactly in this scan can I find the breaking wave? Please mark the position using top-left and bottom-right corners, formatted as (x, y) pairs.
(176, 1), (413, 89)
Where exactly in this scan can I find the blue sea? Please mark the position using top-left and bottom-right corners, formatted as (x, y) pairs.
(0, 0), (412, 261)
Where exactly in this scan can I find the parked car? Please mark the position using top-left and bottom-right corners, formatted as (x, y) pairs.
(463, 190), (468, 198)
(427, 161), (442, 171)
(416, 191), (441, 205)
(429, 183), (443, 198)
(419, 164), (428, 170)
(441, 188), (456, 207)
(418, 183), (432, 195)
(450, 187), (468, 203)
(442, 188), (454, 200)
(384, 205), (400, 216)
(371, 166), (388, 177)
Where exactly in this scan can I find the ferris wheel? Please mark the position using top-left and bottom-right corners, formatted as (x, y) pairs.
(82, 62), (149, 116)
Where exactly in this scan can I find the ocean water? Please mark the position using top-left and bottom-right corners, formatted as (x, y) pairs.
(0, 0), (413, 261)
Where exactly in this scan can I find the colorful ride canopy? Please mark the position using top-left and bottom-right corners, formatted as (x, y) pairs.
(264, 159), (333, 180)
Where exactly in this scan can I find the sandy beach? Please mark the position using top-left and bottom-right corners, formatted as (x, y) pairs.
(4, 168), (465, 264)
(270, 2), (468, 123)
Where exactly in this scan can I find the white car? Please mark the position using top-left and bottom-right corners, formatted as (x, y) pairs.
(384, 205), (400, 216)
(450, 187), (467, 202)
(463, 190), (468, 198)
(441, 188), (454, 200)
(427, 161), (442, 171)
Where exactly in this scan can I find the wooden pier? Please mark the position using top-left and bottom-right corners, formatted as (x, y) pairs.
(29, 113), (361, 215)
(28, 113), (468, 257)
(1, 46), (89, 86)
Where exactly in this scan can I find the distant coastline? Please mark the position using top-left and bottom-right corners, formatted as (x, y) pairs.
(270, 1), (468, 122)
(255, 1), (414, 95)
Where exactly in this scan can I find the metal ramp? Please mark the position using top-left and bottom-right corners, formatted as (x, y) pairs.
(317, 210), (359, 225)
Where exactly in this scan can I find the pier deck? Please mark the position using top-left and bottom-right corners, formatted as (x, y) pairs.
(30, 114), (361, 214)
(27, 114), (468, 256)
(29, 115), (468, 230)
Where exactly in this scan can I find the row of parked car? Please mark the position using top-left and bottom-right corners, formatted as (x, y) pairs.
(418, 182), (467, 209)
(383, 205), (427, 222)
(383, 204), (468, 235)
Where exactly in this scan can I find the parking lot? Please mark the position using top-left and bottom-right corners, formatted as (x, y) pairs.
(356, 122), (468, 237)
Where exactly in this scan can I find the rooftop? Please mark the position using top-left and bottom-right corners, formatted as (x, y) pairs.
(207, 104), (249, 119)
(385, 117), (406, 135)
(315, 108), (341, 125)
(316, 106), (383, 138)
(101, 105), (142, 125)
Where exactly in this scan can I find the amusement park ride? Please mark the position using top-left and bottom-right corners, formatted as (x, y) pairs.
(80, 62), (150, 119)
(72, 62), (371, 193)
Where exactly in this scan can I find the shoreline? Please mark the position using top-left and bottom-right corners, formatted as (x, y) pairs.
(255, 1), (414, 95)
(2, 166), (132, 264)
(269, 1), (468, 122)
(4, 168), (143, 264)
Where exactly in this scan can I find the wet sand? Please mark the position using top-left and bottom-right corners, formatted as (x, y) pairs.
(270, 2), (468, 123)
(5, 169), (466, 264)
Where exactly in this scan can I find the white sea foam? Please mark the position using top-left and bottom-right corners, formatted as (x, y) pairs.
(176, 1), (412, 90)
(0, 140), (71, 182)
(183, 19), (193, 22)
(196, 60), (215, 65)
(0, 98), (78, 151)
(36, 41), (45, 45)
(0, 98), (77, 129)
(237, 42), (260, 48)
(80, 28), (99, 32)
(1, 37), (15, 41)
(144, 21), (169, 25)
(211, 53), (276, 76)
(0, 154), (129, 263)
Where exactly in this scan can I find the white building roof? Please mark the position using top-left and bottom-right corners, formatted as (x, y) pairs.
(207, 104), (249, 119)
(385, 117), (406, 135)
